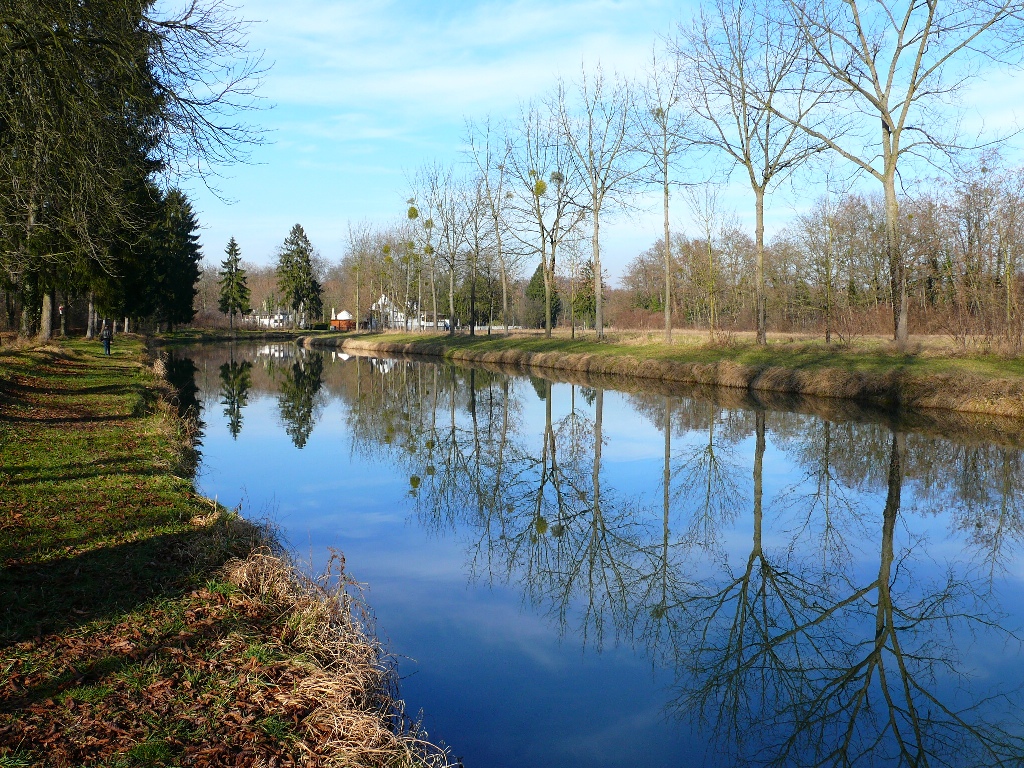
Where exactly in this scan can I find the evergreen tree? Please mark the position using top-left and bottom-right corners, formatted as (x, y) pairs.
(89, 185), (201, 331)
(218, 237), (250, 330)
(151, 189), (202, 330)
(572, 260), (598, 329)
(275, 224), (323, 328)
(524, 263), (560, 329)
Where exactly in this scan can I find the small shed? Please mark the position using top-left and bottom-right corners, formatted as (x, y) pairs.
(330, 309), (356, 332)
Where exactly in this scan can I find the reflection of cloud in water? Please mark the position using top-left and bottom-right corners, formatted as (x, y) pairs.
(180, 343), (1024, 768)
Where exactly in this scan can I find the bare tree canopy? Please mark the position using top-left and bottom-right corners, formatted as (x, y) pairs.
(677, 0), (828, 345)
(769, 0), (1024, 343)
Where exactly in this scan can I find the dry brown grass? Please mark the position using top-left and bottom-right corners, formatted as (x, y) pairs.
(221, 550), (451, 768)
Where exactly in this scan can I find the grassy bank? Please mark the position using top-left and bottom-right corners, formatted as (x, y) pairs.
(0, 339), (443, 766)
(304, 330), (1024, 420)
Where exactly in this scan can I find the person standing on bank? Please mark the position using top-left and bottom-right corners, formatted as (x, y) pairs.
(100, 319), (112, 356)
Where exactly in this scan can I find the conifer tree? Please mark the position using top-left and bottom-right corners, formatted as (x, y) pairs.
(275, 224), (323, 328)
(218, 237), (250, 330)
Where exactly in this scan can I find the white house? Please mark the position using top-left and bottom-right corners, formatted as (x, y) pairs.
(250, 310), (294, 329)
(370, 294), (440, 330)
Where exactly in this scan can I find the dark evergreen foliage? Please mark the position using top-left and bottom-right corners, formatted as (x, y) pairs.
(524, 263), (560, 329)
(275, 224), (324, 327)
(218, 237), (251, 329)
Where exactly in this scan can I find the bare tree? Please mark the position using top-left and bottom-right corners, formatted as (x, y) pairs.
(677, 0), (826, 346)
(684, 183), (727, 338)
(466, 116), (518, 333)
(431, 167), (468, 336)
(556, 64), (637, 339)
(772, 0), (1024, 345)
(506, 102), (586, 337)
(635, 46), (692, 343)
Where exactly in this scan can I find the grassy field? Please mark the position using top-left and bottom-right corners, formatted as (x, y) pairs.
(307, 329), (1024, 419)
(0, 338), (443, 767)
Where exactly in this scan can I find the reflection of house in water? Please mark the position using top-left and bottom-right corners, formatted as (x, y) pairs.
(367, 356), (395, 374)
(255, 343), (299, 362)
(329, 351), (352, 362)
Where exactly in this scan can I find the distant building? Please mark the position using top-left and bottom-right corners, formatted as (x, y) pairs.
(250, 309), (293, 329)
(329, 308), (356, 332)
(370, 294), (447, 330)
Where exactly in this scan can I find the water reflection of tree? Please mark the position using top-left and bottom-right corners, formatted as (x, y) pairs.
(773, 416), (865, 567)
(276, 352), (324, 449)
(671, 431), (1024, 767)
(218, 359), (252, 439)
(332, 354), (1024, 767)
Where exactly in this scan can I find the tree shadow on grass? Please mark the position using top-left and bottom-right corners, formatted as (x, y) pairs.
(0, 524), (253, 647)
(3, 461), (163, 486)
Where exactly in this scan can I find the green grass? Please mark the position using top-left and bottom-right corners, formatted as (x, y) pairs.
(0, 339), (315, 764)
(341, 329), (1024, 380)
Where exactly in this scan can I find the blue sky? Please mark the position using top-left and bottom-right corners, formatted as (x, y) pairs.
(179, 0), (1024, 283)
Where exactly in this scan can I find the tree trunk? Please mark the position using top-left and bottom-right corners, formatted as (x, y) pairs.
(707, 239), (717, 340)
(355, 263), (361, 332)
(755, 187), (766, 345)
(500, 263), (509, 334)
(884, 168), (908, 345)
(448, 266), (455, 337)
(594, 198), (604, 339)
(38, 290), (53, 341)
(469, 250), (477, 336)
(124, 317), (130, 333)
(569, 264), (576, 340)
(86, 293), (96, 339)
(664, 162), (673, 344)
(431, 264), (438, 333)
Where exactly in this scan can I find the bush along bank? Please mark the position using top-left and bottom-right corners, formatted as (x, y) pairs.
(301, 333), (1024, 421)
(0, 339), (448, 767)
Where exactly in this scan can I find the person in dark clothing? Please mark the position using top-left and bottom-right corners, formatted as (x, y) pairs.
(100, 319), (112, 356)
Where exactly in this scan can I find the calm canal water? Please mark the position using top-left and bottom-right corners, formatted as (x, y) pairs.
(174, 341), (1024, 768)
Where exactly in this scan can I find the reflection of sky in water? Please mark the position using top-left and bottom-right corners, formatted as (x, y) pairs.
(191, 346), (1024, 768)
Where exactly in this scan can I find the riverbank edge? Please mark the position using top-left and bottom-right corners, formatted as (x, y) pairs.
(0, 340), (445, 766)
(303, 334), (1024, 421)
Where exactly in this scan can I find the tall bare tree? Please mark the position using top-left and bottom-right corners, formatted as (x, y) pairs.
(636, 46), (692, 343)
(507, 103), (586, 337)
(677, 0), (826, 346)
(556, 64), (637, 339)
(773, 0), (1024, 344)
(466, 116), (517, 333)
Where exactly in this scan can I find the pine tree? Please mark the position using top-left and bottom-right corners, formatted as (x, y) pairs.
(572, 260), (598, 329)
(153, 189), (202, 330)
(218, 237), (250, 330)
(524, 263), (560, 329)
(275, 224), (323, 328)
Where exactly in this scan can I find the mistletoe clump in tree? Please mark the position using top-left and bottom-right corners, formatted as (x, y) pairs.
(218, 237), (250, 330)
(275, 224), (323, 328)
